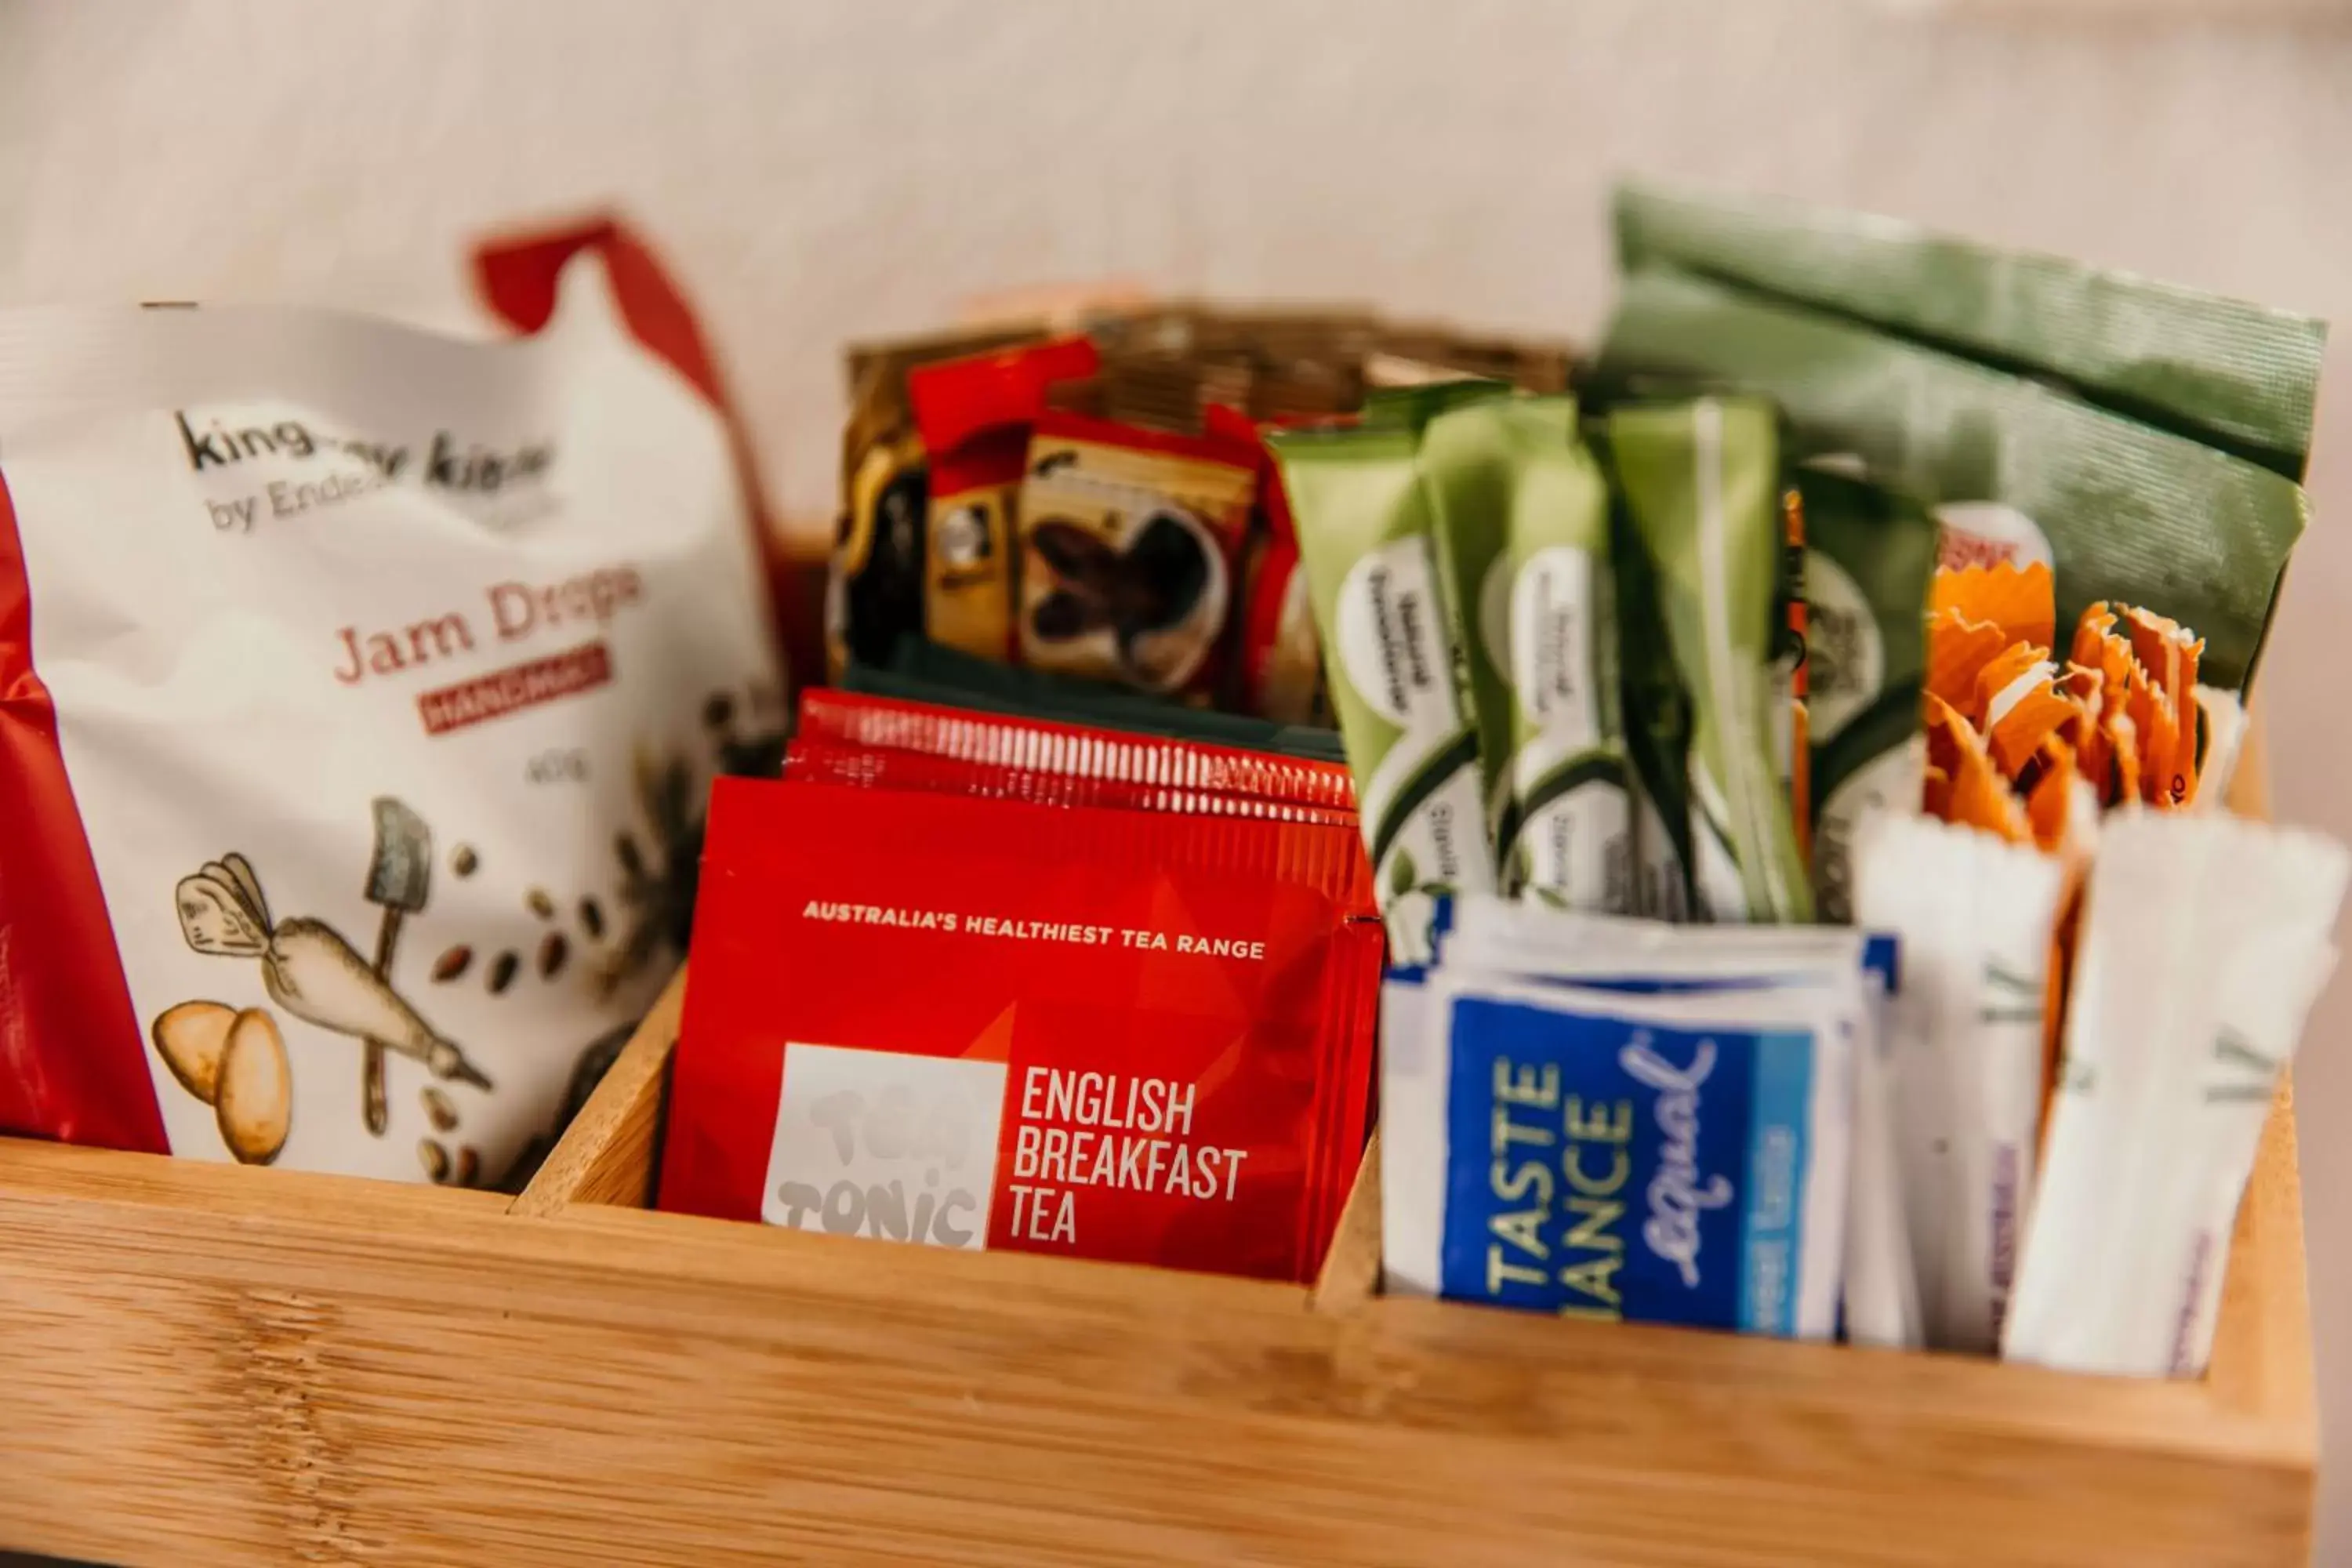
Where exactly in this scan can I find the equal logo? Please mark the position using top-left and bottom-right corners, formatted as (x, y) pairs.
(1437, 997), (1814, 1335)
(762, 1043), (1008, 1250)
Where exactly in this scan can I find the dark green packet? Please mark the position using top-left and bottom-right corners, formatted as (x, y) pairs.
(1600, 445), (1697, 923)
(1598, 181), (2324, 693)
(1798, 465), (1938, 922)
(1606, 397), (1811, 924)
(844, 636), (1348, 763)
(1612, 182), (2323, 477)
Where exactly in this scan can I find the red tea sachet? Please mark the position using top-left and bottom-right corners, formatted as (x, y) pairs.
(783, 736), (1357, 825)
(796, 688), (1358, 812)
(657, 778), (1381, 1283)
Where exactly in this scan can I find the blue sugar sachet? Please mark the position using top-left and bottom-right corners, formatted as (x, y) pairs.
(1387, 971), (1849, 1340)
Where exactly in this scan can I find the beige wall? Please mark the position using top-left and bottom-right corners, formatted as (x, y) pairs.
(7, 0), (2352, 1552)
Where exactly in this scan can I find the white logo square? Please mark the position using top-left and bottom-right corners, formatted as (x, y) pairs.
(761, 1043), (1007, 1250)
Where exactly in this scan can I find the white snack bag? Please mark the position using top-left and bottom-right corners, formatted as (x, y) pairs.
(2004, 812), (2347, 1377)
(1850, 811), (2063, 1355)
(0, 228), (783, 1182)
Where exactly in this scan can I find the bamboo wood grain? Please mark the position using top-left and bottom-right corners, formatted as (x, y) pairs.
(0, 720), (2315, 1566)
(506, 968), (684, 1217)
(1310, 1130), (1381, 1314)
(0, 1110), (2313, 1568)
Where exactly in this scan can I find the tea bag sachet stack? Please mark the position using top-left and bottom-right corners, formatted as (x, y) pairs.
(662, 690), (1381, 1288)
(1381, 895), (1858, 1340)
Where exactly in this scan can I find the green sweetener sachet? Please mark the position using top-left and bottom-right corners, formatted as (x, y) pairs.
(1607, 397), (1811, 924)
(1269, 420), (1494, 952)
(1419, 393), (1632, 911)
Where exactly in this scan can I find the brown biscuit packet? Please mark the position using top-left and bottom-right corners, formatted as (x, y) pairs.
(1016, 410), (1258, 697)
(830, 322), (1050, 678)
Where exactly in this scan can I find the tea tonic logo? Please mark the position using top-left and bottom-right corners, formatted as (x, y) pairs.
(762, 1044), (1007, 1250)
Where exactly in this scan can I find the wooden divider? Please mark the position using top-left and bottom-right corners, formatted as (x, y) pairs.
(506, 971), (685, 1218)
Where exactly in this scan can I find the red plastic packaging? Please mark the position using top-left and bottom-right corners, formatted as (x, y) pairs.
(658, 777), (1380, 1283)
(783, 736), (1357, 826)
(1208, 405), (1330, 724)
(0, 477), (165, 1152)
(795, 689), (1357, 811)
(908, 337), (1100, 663)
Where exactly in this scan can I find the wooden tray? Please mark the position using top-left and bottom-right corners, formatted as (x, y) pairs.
(0, 747), (2317, 1566)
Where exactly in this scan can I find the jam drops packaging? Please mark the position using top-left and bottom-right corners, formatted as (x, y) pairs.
(657, 735), (1381, 1284)
(0, 220), (784, 1182)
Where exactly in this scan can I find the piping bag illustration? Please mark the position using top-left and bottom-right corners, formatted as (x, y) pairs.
(173, 832), (493, 1094)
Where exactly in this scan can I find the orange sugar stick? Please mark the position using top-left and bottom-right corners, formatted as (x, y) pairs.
(1928, 607), (2013, 716)
(1933, 561), (2056, 655)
